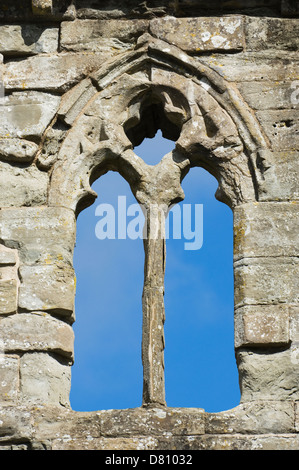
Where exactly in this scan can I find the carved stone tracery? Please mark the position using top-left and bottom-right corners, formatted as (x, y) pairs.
(49, 36), (266, 214)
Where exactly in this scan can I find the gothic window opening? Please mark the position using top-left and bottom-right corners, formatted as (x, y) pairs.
(70, 171), (144, 411)
(164, 167), (240, 412)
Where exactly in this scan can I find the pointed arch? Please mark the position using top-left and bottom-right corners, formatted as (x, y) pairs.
(46, 35), (269, 214)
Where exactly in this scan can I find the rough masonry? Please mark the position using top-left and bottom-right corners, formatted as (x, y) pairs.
(0, 0), (298, 450)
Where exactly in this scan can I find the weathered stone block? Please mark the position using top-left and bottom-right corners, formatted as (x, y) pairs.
(257, 150), (299, 201)
(0, 280), (18, 315)
(237, 348), (299, 401)
(200, 54), (299, 83)
(289, 306), (299, 343)
(0, 24), (58, 57)
(150, 16), (244, 52)
(289, 306), (299, 367)
(31, 406), (100, 444)
(234, 305), (290, 348)
(190, 434), (299, 451)
(0, 52), (3, 80)
(206, 401), (295, 435)
(20, 352), (71, 407)
(237, 81), (298, 110)
(295, 402), (299, 432)
(234, 257), (299, 308)
(0, 206), (76, 265)
(234, 202), (299, 259)
(0, 356), (19, 402)
(0, 91), (60, 139)
(0, 405), (34, 444)
(0, 313), (74, 359)
(0, 245), (18, 267)
(57, 78), (97, 126)
(4, 52), (116, 93)
(18, 264), (76, 317)
(0, 161), (48, 208)
(0, 138), (39, 163)
(0, 245), (19, 316)
(245, 18), (299, 52)
(99, 407), (205, 437)
(60, 19), (148, 52)
(256, 110), (299, 151)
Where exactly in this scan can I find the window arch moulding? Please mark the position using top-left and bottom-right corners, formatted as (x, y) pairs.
(47, 35), (269, 214)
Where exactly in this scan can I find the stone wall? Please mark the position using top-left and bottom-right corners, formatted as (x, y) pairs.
(0, 0), (298, 451)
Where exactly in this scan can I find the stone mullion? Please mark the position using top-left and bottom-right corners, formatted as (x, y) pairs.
(142, 204), (167, 407)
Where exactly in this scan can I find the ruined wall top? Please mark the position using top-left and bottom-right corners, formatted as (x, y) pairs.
(0, 0), (298, 21)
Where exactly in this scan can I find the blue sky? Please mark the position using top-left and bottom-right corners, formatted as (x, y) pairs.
(70, 131), (241, 413)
